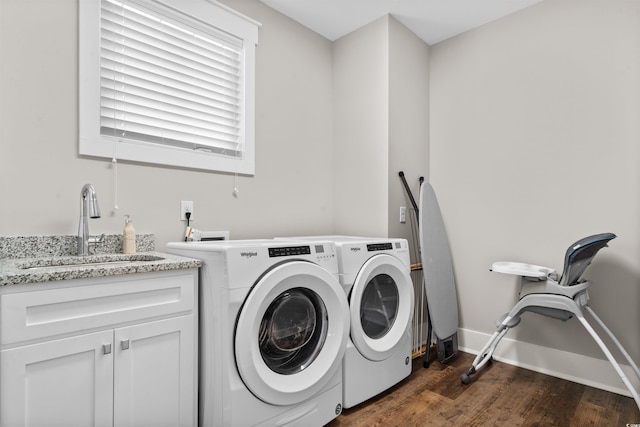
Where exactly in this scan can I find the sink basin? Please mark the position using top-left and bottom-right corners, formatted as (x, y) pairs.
(17, 254), (165, 270)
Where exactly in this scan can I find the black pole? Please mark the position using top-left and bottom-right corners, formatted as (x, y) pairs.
(398, 171), (419, 215)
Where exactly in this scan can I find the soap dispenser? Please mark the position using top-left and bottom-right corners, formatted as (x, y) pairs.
(123, 214), (136, 254)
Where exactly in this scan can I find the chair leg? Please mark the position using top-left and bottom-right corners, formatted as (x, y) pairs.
(584, 306), (640, 381)
(462, 300), (533, 384)
(461, 327), (509, 383)
(577, 308), (640, 412)
(461, 291), (579, 385)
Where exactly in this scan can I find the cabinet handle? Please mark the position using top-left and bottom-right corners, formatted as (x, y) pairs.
(103, 344), (112, 355)
(121, 339), (130, 350)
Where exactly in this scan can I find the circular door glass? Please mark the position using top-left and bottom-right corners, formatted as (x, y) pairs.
(259, 288), (328, 375)
(360, 273), (399, 339)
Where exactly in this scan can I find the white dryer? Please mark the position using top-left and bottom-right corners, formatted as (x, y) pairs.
(281, 236), (414, 408)
(166, 239), (350, 426)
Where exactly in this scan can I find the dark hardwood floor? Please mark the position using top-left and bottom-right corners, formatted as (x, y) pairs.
(327, 351), (639, 426)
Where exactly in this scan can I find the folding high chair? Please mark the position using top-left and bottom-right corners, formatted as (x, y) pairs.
(460, 233), (640, 411)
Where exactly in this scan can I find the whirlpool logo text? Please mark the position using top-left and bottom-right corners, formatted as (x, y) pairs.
(240, 251), (258, 258)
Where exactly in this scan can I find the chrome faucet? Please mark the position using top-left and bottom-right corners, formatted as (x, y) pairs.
(78, 184), (101, 256)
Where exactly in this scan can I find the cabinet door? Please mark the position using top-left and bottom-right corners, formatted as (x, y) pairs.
(0, 330), (114, 427)
(113, 315), (196, 427)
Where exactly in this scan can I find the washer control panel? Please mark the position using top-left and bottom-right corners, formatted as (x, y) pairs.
(268, 245), (312, 257)
(268, 244), (336, 263)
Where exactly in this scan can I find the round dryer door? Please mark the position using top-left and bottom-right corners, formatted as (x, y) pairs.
(235, 260), (350, 406)
(349, 253), (414, 361)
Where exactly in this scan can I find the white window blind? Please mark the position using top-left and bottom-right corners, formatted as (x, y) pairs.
(101, 0), (243, 157)
(79, 0), (259, 174)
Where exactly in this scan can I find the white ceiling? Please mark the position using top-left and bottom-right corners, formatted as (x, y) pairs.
(259, 0), (542, 45)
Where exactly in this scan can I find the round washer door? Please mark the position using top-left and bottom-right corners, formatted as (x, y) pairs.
(349, 253), (414, 361)
(235, 260), (350, 406)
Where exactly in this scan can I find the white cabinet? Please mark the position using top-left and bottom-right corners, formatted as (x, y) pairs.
(114, 316), (194, 426)
(0, 270), (198, 427)
(1, 330), (115, 427)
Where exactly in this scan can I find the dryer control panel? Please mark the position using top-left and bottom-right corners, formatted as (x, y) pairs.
(366, 242), (393, 252)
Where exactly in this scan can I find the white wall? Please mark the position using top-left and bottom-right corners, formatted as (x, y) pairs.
(332, 16), (429, 257)
(0, 0), (336, 248)
(388, 16), (430, 257)
(332, 17), (390, 236)
(430, 0), (640, 380)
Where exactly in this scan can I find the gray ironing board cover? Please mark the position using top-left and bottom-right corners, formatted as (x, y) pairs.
(419, 183), (459, 340)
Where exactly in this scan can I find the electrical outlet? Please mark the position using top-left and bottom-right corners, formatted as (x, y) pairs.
(400, 206), (407, 223)
(181, 201), (194, 221)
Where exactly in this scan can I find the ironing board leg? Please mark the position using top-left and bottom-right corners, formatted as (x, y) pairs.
(423, 314), (432, 368)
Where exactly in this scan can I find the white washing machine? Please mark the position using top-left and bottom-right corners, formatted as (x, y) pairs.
(280, 236), (414, 408)
(166, 239), (350, 426)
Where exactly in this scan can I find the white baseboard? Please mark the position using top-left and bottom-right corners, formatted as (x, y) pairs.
(458, 328), (639, 398)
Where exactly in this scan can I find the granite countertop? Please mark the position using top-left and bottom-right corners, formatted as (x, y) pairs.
(0, 252), (201, 286)
(0, 235), (201, 286)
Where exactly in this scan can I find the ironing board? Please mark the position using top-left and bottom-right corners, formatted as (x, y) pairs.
(419, 183), (459, 362)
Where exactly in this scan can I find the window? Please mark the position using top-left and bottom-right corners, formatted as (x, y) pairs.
(79, 0), (259, 174)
